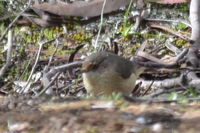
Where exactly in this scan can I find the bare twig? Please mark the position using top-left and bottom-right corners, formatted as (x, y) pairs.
(44, 61), (82, 81)
(187, 97), (200, 102)
(165, 40), (182, 55)
(18, 57), (33, 81)
(137, 76), (182, 90)
(137, 68), (200, 91)
(0, 30), (13, 78)
(134, 48), (188, 69)
(142, 80), (154, 96)
(20, 39), (55, 93)
(94, 0), (107, 49)
(35, 72), (60, 97)
(46, 39), (60, 69)
(0, 0), (32, 42)
(148, 22), (190, 41)
(41, 61), (82, 88)
(131, 0), (144, 31)
(135, 40), (148, 55)
(146, 18), (191, 27)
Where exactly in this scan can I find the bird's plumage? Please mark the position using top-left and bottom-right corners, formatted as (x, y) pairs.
(82, 51), (144, 95)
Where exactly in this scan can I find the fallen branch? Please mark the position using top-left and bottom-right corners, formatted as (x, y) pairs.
(32, 0), (189, 18)
(146, 18), (191, 27)
(148, 22), (190, 41)
(35, 72), (60, 97)
(137, 76), (183, 89)
(33, 0), (132, 17)
(134, 48), (188, 69)
(0, 30), (13, 78)
(41, 61), (82, 89)
(20, 38), (56, 93)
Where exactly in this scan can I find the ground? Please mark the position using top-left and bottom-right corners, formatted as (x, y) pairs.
(0, 1), (199, 133)
(0, 95), (200, 133)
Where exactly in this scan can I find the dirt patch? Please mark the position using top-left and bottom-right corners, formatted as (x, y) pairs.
(0, 95), (200, 133)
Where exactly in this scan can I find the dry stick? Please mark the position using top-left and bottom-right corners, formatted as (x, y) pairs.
(46, 39), (59, 69)
(142, 80), (154, 96)
(18, 56), (34, 80)
(20, 39), (55, 93)
(0, 0), (32, 42)
(35, 72), (60, 97)
(40, 56), (83, 96)
(138, 66), (200, 91)
(41, 61), (82, 89)
(136, 40), (148, 54)
(0, 30), (13, 78)
(149, 23), (190, 41)
(187, 97), (200, 102)
(40, 61), (82, 96)
(137, 51), (167, 65)
(44, 61), (82, 80)
(136, 48), (188, 68)
(132, 16), (142, 31)
(165, 40), (182, 55)
(94, 0), (107, 49)
(137, 76), (182, 90)
(146, 18), (191, 27)
(41, 38), (59, 89)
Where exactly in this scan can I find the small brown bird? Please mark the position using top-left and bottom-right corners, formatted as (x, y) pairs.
(82, 51), (145, 95)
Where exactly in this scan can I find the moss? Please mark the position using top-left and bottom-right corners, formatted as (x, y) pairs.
(64, 18), (80, 30)
(54, 26), (63, 34)
(121, 36), (129, 42)
(173, 39), (187, 47)
(85, 126), (98, 133)
(130, 43), (140, 53)
(67, 30), (92, 44)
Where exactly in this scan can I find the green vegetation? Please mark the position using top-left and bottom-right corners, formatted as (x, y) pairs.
(167, 87), (199, 103)
(176, 23), (187, 31)
(184, 87), (199, 97)
(0, 2), (5, 16)
(119, 0), (133, 38)
(173, 39), (188, 47)
(176, 3), (189, 12)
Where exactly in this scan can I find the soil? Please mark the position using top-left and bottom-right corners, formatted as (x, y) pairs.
(0, 95), (200, 133)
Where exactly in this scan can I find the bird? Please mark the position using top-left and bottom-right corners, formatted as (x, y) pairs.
(82, 51), (145, 95)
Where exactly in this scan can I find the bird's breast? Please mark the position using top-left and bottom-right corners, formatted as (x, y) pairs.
(82, 69), (138, 95)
